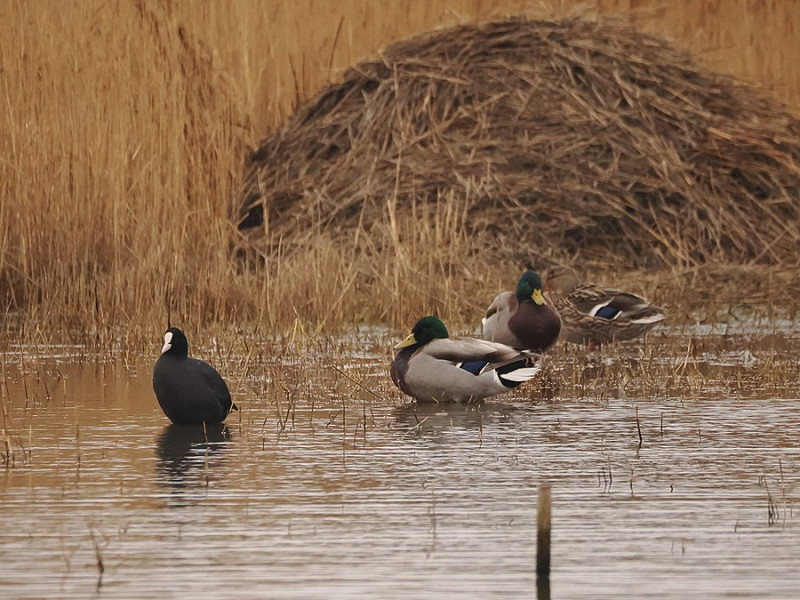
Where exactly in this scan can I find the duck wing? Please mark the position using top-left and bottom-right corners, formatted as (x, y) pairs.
(422, 337), (526, 365)
(569, 285), (656, 320)
(482, 291), (519, 345)
(396, 338), (539, 402)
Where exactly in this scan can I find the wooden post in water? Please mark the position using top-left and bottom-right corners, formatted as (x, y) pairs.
(537, 483), (552, 577)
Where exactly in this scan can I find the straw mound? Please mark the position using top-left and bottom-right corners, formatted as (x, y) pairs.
(236, 16), (800, 267)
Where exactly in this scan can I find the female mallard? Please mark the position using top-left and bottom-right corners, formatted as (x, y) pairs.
(153, 327), (237, 424)
(390, 315), (540, 403)
(481, 270), (562, 352)
(545, 267), (665, 346)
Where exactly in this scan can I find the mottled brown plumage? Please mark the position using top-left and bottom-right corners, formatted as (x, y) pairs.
(545, 267), (665, 346)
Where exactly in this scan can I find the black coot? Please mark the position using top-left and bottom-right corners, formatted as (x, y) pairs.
(152, 327), (235, 424)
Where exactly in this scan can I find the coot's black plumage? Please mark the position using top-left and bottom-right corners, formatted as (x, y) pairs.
(152, 327), (234, 424)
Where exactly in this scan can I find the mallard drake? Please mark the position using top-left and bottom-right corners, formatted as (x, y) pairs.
(545, 267), (665, 346)
(153, 327), (237, 424)
(390, 315), (540, 403)
(481, 270), (562, 352)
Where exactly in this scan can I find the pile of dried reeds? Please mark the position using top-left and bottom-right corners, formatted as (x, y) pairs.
(236, 16), (800, 268)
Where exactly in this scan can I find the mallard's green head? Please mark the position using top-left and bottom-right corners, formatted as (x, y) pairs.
(516, 271), (545, 305)
(394, 315), (450, 349)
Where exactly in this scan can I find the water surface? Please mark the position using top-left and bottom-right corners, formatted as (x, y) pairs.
(1, 328), (798, 599)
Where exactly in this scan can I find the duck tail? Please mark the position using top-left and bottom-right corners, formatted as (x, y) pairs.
(495, 356), (540, 388)
(628, 308), (666, 324)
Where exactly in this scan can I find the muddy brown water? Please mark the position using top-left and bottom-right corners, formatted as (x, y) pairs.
(1, 323), (799, 599)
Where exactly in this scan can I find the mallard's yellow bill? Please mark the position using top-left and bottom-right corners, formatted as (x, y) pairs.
(394, 333), (418, 349)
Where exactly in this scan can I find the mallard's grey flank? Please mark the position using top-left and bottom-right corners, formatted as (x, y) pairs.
(391, 315), (540, 403)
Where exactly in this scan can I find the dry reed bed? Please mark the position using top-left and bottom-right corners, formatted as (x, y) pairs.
(237, 16), (800, 271)
(0, 1), (252, 338)
(3, 6), (800, 342)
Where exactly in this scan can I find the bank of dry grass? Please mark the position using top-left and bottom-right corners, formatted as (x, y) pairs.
(236, 16), (800, 334)
(0, 1), (251, 343)
(2, 2), (800, 350)
(237, 16), (800, 268)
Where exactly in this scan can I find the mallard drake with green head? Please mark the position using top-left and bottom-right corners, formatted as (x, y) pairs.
(390, 315), (540, 403)
(481, 270), (562, 352)
(545, 267), (665, 346)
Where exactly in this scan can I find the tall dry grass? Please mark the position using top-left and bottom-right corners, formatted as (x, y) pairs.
(0, 1), (252, 344)
(2, 0), (800, 347)
(180, 0), (800, 135)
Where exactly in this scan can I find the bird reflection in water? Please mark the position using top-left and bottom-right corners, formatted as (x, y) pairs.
(155, 422), (231, 493)
(393, 400), (523, 438)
